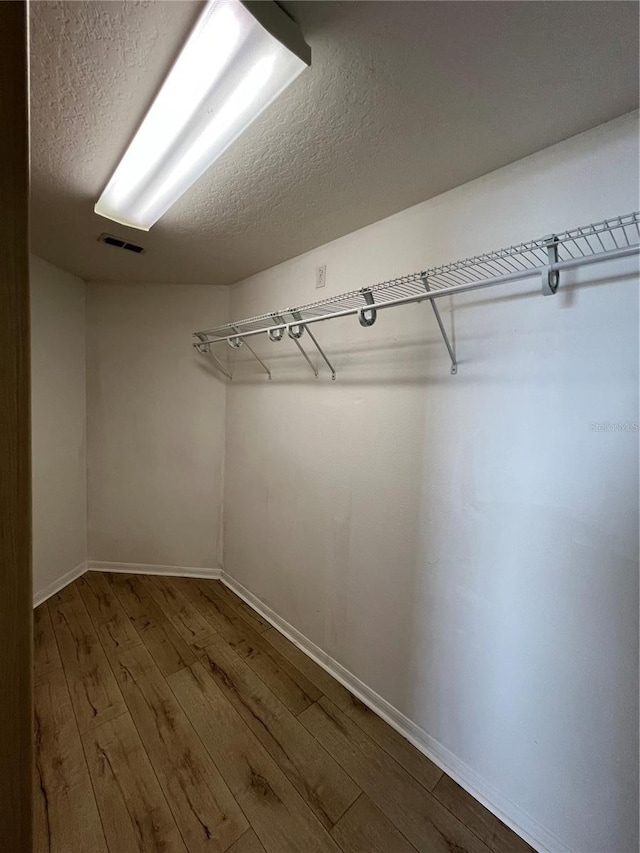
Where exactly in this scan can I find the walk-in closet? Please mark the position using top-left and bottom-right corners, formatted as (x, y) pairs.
(0, 2), (638, 852)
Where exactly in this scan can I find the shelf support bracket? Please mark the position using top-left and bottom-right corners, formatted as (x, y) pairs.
(304, 324), (336, 380)
(421, 276), (457, 375)
(207, 350), (233, 382)
(229, 325), (271, 379)
(288, 329), (318, 377)
(268, 314), (315, 377)
(270, 313), (317, 377)
(542, 235), (560, 295)
(286, 312), (318, 377)
(194, 335), (233, 381)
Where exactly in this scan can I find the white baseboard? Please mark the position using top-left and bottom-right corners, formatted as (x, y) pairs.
(220, 571), (569, 853)
(88, 560), (222, 580)
(33, 561), (88, 607)
(33, 560), (221, 606)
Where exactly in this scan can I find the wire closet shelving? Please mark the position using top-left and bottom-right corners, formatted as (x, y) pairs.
(193, 211), (640, 380)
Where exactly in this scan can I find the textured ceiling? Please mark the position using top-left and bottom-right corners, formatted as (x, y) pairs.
(30, 1), (639, 285)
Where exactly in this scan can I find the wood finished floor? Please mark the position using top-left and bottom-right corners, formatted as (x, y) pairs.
(34, 572), (534, 853)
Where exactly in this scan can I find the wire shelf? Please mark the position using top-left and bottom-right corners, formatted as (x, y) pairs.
(193, 211), (640, 378)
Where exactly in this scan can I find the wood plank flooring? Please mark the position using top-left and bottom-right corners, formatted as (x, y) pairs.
(34, 573), (534, 853)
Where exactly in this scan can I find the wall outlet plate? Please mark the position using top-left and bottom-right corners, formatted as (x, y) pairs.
(316, 264), (326, 288)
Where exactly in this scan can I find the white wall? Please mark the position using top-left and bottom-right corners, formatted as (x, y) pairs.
(86, 283), (229, 570)
(223, 112), (639, 853)
(30, 255), (87, 601)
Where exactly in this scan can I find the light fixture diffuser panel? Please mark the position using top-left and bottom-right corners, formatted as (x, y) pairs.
(95, 0), (309, 231)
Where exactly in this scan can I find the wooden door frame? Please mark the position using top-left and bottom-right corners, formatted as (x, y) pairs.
(0, 1), (33, 849)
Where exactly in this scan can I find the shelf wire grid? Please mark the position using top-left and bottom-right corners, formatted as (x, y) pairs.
(195, 212), (640, 345)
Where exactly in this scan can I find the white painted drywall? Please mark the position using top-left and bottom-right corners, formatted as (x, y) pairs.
(30, 256), (87, 600)
(86, 283), (229, 570)
(223, 112), (639, 853)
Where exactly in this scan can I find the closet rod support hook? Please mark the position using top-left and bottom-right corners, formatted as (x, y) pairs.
(359, 288), (377, 326)
(542, 235), (560, 295)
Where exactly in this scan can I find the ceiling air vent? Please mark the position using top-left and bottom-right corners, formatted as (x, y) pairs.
(98, 233), (145, 254)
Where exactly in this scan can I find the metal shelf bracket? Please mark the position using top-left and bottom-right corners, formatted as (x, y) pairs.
(290, 311), (338, 379)
(193, 333), (233, 380)
(304, 324), (336, 380)
(422, 276), (457, 374)
(270, 313), (317, 377)
(288, 325), (318, 378)
(230, 325), (272, 379)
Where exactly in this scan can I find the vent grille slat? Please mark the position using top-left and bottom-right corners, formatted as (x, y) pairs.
(98, 233), (145, 254)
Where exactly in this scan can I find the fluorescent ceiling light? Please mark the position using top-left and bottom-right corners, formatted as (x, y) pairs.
(95, 0), (310, 231)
